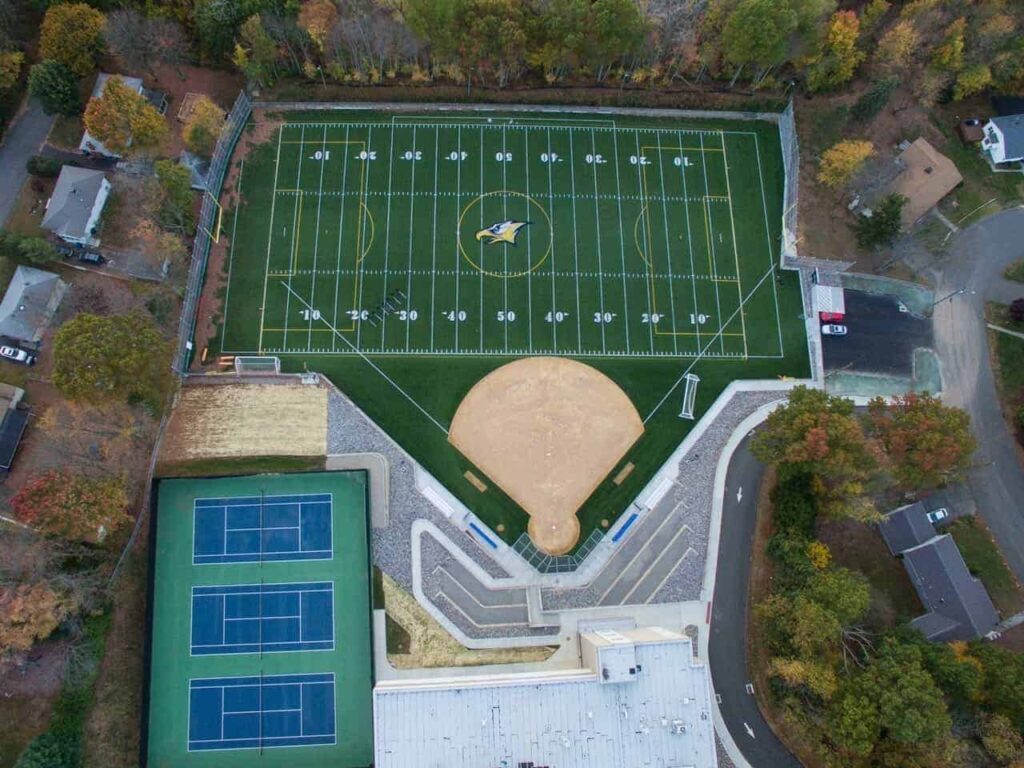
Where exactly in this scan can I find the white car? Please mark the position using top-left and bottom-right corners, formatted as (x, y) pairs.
(0, 345), (35, 366)
(821, 324), (848, 336)
(926, 508), (950, 524)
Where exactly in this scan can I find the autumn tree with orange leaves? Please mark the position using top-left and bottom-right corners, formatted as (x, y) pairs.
(0, 582), (76, 659)
(11, 471), (130, 544)
(866, 393), (975, 490)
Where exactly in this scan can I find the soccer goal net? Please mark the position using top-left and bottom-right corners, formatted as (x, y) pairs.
(234, 356), (281, 375)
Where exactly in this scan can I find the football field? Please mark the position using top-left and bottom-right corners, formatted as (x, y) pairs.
(221, 114), (785, 361)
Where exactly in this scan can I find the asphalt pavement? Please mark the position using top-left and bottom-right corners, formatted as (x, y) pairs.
(932, 207), (1024, 581)
(709, 433), (801, 768)
(0, 98), (55, 225)
(822, 289), (933, 377)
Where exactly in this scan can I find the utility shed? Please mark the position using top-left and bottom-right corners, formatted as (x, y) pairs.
(373, 627), (717, 768)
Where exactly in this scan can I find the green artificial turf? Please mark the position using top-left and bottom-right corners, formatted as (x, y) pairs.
(216, 111), (809, 548)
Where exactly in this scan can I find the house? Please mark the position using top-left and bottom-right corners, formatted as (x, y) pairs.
(0, 383), (29, 474)
(79, 73), (168, 158)
(0, 266), (68, 344)
(879, 502), (1000, 642)
(41, 166), (111, 246)
(981, 114), (1024, 166)
(886, 138), (963, 227)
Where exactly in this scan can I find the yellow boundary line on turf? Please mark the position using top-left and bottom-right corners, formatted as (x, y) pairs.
(636, 144), (746, 341)
(455, 190), (553, 279)
(262, 139), (373, 345)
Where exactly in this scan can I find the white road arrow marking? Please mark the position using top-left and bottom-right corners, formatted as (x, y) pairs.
(744, 722), (755, 739)
(736, 487), (743, 503)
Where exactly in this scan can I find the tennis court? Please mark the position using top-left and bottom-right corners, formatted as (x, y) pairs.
(147, 472), (372, 768)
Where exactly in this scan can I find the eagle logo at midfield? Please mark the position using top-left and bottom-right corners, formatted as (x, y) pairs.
(475, 220), (530, 246)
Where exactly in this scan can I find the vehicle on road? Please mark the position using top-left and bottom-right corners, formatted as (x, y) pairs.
(0, 345), (36, 366)
(76, 250), (106, 265)
(819, 312), (844, 322)
(821, 324), (848, 336)
(927, 508), (950, 524)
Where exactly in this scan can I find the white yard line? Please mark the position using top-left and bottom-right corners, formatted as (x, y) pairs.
(524, 127), (533, 353)
(676, 131), (702, 353)
(609, 129), (631, 354)
(306, 125), (329, 352)
(589, 128), (608, 354)
(282, 125), (305, 353)
(454, 126), (463, 353)
(257, 131), (284, 354)
(353, 125), (373, 351)
(545, 128), (559, 352)
(654, 135), (680, 356)
(428, 127), (440, 352)
(403, 125), (418, 353)
(567, 130), (585, 354)
(698, 132), (724, 356)
(720, 131), (749, 358)
(378, 122), (398, 352)
(331, 125), (351, 353)
(633, 131), (655, 353)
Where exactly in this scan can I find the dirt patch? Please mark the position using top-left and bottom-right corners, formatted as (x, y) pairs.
(381, 572), (554, 669)
(448, 357), (643, 555)
(159, 381), (327, 463)
(5, 177), (54, 238)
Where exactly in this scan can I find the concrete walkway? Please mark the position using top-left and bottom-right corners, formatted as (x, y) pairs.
(0, 99), (55, 225)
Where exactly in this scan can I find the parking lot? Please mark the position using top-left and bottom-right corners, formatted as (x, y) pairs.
(822, 290), (933, 377)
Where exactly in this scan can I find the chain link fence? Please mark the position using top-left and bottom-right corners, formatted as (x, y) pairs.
(173, 91), (252, 374)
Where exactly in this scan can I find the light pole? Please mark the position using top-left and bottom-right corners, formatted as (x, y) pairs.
(932, 287), (975, 307)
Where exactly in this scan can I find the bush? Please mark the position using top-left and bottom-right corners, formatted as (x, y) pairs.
(856, 193), (906, 249)
(770, 473), (819, 538)
(14, 731), (78, 768)
(26, 155), (64, 177)
(0, 230), (60, 264)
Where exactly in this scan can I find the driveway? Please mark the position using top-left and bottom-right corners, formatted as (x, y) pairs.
(0, 98), (55, 225)
(931, 207), (1024, 580)
(710, 433), (801, 768)
(822, 290), (933, 377)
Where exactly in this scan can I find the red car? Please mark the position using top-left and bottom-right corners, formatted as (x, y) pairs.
(820, 312), (845, 322)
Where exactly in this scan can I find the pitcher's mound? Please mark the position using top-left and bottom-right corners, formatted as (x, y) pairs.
(449, 357), (643, 555)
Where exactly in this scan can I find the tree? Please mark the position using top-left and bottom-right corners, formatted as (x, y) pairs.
(851, 75), (899, 121)
(232, 14), (279, 87)
(931, 17), (965, 73)
(0, 582), (74, 658)
(953, 63), (993, 101)
(720, 0), (798, 86)
(875, 19), (919, 76)
(454, 0), (530, 87)
(859, 0), (890, 37)
(856, 192), (905, 249)
(150, 159), (196, 233)
(131, 219), (187, 265)
(52, 312), (170, 405)
(866, 393), (975, 490)
(805, 567), (870, 626)
(971, 643), (1024, 728)
(182, 95), (224, 156)
(752, 386), (882, 520)
(807, 11), (864, 92)
(297, 0), (336, 53)
(39, 3), (105, 77)
(978, 713), (1024, 765)
(0, 50), (22, 92)
(0, 231), (59, 264)
(28, 60), (81, 116)
(104, 9), (188, 76)
(83, 76), (167, 156)
(11, 472), (129, 544)
(768, 657), (838, 700)
(584, 0), (648, 81)
(818, 139), (873, 189)
(194, 0), (266, 64)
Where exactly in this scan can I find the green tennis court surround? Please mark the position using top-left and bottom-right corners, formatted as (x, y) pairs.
(146, 472), (373, 768)
(213, 110), (810, 549)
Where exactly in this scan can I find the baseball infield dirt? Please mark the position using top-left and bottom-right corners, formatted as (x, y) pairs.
(448, 357), (644, 555)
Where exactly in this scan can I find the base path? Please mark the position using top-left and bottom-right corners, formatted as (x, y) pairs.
(448, 357), (643, 555)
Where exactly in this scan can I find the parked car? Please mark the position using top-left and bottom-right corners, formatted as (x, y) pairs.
(926, 508), (950, 524)
(821, 324), (848, 336)
(820, 312), (845, 322)
(0, 345), (36, 366)
(76, 250), (106, 265)
(55, 244), (76, 260)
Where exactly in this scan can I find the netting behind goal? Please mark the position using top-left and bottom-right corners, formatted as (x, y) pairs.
(233, 356), (281, 375)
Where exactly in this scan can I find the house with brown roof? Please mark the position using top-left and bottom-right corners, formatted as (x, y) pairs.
(886, 138), (963, 228)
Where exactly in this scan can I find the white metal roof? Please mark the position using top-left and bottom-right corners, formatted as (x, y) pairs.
(813, 283), (845, 314)
(373, 629), (717, 768)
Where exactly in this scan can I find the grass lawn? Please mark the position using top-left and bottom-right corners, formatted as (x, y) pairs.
(211, 109), (809, 550)
(47, 114), (83, 151)
(154, 454), (325, 478)
(949, 517), (1024, 617)
(3, 177), (53, 238)
(986, 302), (1024, 433)
(1005, 260), (1024, 284)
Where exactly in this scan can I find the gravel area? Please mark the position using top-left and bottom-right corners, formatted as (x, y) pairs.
(716, 734), (737, 768)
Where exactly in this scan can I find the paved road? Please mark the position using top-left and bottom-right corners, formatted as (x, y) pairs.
(822, 290), (933, 376)
(0, 98), (55, 225)
(709, 433), (801, 768)
(932, 207), (1024, 580)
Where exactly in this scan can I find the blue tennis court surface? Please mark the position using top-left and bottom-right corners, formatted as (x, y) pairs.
(188, 673), (336, 751)
(193, 494), (333, 564)
(191, 582), (334, 655)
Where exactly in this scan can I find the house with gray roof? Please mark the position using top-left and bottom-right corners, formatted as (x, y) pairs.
(880, 502), (1000, 642)
(0, 266), (67, 344)
(42, 166), (111, 246)
(982, 114), (1024, 165)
